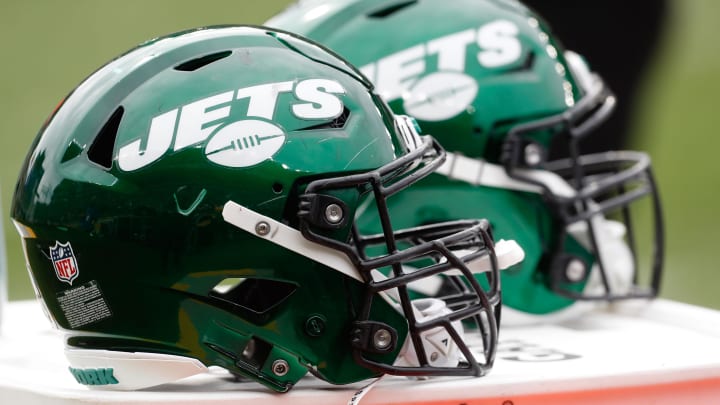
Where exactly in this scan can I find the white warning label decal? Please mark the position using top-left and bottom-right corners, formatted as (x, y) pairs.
(57, 280), (112, 328)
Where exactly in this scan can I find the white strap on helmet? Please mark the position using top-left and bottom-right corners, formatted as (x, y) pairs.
(222, 200), (365, 281)
(436, 152), (577, 198)
(222, 201), (524, 281)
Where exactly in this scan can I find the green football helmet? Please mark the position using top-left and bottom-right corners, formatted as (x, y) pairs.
(267, 0), (664, 323)
(11, 26), (508, 392)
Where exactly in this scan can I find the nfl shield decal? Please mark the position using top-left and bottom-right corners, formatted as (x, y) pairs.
(50, 241), (79, 285)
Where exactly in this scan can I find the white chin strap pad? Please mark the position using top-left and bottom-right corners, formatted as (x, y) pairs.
(568, 216), (635, 296)
(65, 349), (208, 390)
(394, 298), (466, 369)
(461, 239), (525, 275)
(406, 239), (524, 297)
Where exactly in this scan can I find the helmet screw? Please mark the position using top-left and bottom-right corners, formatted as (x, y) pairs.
(255, 221), (271, 236)
(565, 259), (587, 282)
(324, 203), (344, 224)
(373, 328), (392, 350)
(430, 352), (439, 362)
(524, 143), (544, 166)
(271, 359), (289, 377)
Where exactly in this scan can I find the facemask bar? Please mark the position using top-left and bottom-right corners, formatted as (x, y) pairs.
(501, 74), (664, 301)
(298, 134), (501, 378)
(351, 220), (499, 377)
(351, 221), (501, 357)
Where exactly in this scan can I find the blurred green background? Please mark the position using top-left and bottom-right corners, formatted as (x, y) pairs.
(0, 0), (718, 310)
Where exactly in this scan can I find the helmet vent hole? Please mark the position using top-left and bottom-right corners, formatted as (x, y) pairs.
(272, 182), (284, 194)
(174, 50), (232, 72)
(329, 106), (350, 128)
(504, 51), (535, 73)
(367, 1), (417, 18)
(296, 107), (350, 131)
(88, 106), (123, 169)
(209, 277), (297, 314)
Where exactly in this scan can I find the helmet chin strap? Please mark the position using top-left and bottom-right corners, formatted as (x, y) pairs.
(392, 298), (469, 370)
(567, 214), (635, 296)
(347, 297), (473, 404)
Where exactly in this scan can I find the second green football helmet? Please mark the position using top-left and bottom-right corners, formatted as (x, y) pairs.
(267, 0), (664, 322)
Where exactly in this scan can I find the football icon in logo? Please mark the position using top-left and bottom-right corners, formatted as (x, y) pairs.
(50, 241), (79, 285)
(403, 71), (479, 121)
(205, 120), (286, 168)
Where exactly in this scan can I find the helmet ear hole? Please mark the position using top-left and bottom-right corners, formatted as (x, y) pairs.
(272, 182), (284, 194)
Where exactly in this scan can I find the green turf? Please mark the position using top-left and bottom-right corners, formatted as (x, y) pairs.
(1, 0), (719, 311)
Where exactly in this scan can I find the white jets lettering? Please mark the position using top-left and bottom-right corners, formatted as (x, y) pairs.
(360, 20), (522, 101)
(235, 81), (294, 120)
(292, 79), (346, 119)
(117, 79), (346, 171)
(476, 20), (521, 67)
(174, 91), (234, 151)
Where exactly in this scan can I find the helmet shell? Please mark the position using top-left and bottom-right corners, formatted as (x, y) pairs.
(268, 0), (663, 316)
